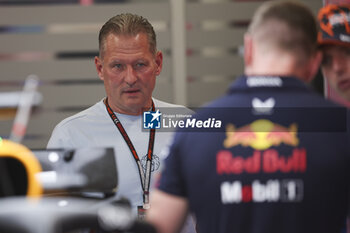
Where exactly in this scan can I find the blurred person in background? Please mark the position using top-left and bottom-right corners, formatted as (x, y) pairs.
(47, 13), (195, 232)
(147, 1), (349, 233)
(318, 4), (350, 102)
(318, 4), (350, 233)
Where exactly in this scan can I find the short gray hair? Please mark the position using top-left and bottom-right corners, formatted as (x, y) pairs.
(98, 13), (157, 57)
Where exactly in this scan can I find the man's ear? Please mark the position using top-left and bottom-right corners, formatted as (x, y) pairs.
(95, 56), (104, 81)
(155, 51), (163, 76)
(305, 50), (322, 82)
(244, 33), (253, 75)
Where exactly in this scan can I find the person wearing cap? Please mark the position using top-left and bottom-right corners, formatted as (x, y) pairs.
(318, 5), (350, 233)
(318, 4), (350, 101)
(146, 1), (350, 233)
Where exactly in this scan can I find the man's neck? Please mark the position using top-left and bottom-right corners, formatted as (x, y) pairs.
(245, 52), (308, 82)
(104, 98), (152, 116)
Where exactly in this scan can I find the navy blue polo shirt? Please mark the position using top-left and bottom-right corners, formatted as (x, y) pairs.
(159, 76), (350, 233)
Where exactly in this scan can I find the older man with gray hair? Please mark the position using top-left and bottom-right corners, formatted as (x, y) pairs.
(47, 13), (196, 233)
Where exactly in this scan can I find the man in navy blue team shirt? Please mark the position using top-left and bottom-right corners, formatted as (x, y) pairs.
(147, 1), (350, 233)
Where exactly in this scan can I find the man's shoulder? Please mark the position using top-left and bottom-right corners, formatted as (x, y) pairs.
(54, 100), (105, 129)
(47, 100), (106, 148)
(153, 98), (185, 108)
(153, 98), (194, 116)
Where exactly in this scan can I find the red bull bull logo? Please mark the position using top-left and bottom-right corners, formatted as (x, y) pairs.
(223, 119), (299, 150)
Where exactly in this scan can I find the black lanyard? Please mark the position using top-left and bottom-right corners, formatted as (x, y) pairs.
(104, 98), (155, 209)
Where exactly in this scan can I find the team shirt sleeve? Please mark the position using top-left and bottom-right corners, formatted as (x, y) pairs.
(157, 132), (188, 198)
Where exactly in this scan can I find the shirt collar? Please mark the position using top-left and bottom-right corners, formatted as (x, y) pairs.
(228, 75), (311, 93)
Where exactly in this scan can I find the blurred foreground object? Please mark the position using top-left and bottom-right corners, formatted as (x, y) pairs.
(0, 139), (42, 197)
(0, 196), (156, 233)
(33, 147), (117, 196)
(0, 139), (155, 233)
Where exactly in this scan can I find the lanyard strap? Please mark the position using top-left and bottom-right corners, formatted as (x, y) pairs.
(104, 98), (155, 208)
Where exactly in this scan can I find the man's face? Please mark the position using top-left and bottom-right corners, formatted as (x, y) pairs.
(321, 45), (350, 100)
(95, 33), (162, 115)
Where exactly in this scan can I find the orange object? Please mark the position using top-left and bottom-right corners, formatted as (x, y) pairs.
(0, 139), (42, 197)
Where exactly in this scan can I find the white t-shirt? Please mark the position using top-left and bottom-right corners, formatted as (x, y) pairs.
(47, 98), (186, 210)
(47, 97), (196, 232)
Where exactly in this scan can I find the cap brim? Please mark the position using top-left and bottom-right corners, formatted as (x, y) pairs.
(318, 39), (350, 48)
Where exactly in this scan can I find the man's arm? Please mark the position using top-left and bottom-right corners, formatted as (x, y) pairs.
(147, 189), (189, 233)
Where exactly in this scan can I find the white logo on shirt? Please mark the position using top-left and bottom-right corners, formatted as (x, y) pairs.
(252, 97), (275, 115)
